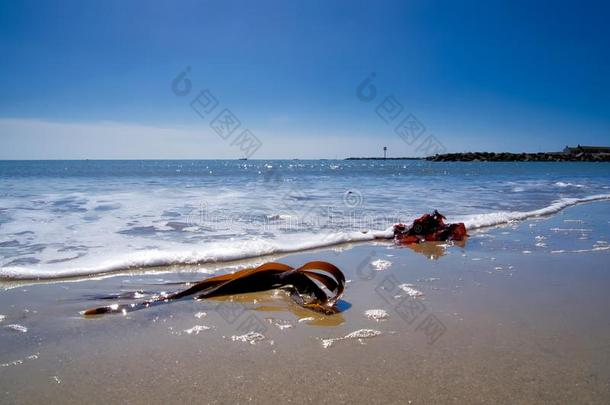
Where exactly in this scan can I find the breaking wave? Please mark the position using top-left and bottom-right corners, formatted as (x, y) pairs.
(459, 194), (610, 229)
(1, 194), (609, 280)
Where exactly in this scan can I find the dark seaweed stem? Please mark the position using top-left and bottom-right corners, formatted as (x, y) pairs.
(81, 292), (174, 315)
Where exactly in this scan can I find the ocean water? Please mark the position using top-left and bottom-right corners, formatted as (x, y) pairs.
(0, 160), (609, 279)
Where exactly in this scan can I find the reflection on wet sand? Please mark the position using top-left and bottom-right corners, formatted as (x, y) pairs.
(399, 239), (467, 260)
(206, 290), (347, 327)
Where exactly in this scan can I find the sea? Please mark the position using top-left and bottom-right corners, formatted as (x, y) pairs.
(1, 160), (609, 279)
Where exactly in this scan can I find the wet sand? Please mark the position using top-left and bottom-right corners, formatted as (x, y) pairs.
(1, 201), (609, 404)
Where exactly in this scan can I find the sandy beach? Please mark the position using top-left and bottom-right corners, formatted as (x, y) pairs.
(1, 200), (609, 404)
(2, 1), (610, 403)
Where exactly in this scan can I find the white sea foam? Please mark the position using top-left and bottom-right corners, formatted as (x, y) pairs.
(459, 194), (610, 230)
(2, 194), (609, 280)
(555, 182), (584, 188)
(398, 284), (423, 297)
(0, 229), (391, 280)
(364, 309), (389, 321)
(321, 329), (382, 348)
(266, 214), (293, 221)
(5, 324), (28, 333)
(551, 246), (610, 254)
(230, 332), (265, 344)
(370, 259), (392, 271)
(183, 325), (211, 335)
(267, 318), (294, 330)
(0, 352), (39, 368)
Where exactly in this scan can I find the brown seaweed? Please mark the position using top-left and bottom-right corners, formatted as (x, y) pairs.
(82, 261), (345, 317)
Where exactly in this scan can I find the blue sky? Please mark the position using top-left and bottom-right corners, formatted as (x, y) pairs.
(1, 0), (608, 159)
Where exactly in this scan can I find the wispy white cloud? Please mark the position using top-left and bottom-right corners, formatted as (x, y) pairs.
(0, 118), (224, 159)
(0, 117), (427, 159)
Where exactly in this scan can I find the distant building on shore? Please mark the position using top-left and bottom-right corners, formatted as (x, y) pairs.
(563, 145), (610, 154)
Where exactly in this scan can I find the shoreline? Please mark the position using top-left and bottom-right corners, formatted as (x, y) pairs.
(3, 193), (610, 282)
(1, 201), (609, 403)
